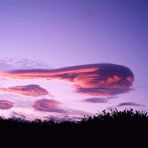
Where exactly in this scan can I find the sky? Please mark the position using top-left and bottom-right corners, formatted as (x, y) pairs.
(0, 0), (147, 121)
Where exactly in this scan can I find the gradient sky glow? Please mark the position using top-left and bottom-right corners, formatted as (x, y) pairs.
(0, 0), (147, 120)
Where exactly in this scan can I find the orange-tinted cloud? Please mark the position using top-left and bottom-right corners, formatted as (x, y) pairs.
(0, 85), (49, 97)
(0, 100), (13, 110)
(33, 99), (66, 113)
(0, 63), (134, 97)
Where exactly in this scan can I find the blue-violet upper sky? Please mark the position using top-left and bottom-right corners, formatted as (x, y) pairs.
(0, 0), (147, 120)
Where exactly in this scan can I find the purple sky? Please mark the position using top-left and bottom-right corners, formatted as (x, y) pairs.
(0, 0), (147, 120)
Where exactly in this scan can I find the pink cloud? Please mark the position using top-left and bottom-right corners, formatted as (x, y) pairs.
(0, 100), (13, 110)
(0, 85), (49, 97)
(0, 63), (134, 97)
(33, 99), (66, 113)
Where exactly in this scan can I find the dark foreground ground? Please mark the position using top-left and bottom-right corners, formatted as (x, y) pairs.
(0, 109), (148, 145)
(0, 109), (148, 130)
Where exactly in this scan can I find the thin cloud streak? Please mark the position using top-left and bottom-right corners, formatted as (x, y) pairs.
(83, 97), (110, 103)
(117, 102), (144, 107)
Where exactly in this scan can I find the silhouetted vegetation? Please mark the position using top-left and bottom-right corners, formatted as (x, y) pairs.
(0, 109), (148, 130)
(0, 109), (147, 144)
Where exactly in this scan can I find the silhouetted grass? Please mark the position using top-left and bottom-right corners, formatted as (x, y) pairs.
(0, 109), (147, 130)
(0, 109), (147, 144)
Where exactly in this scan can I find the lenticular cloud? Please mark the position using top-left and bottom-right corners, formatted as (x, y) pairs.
(33, 99), (66, 113)
(1, 63), (134, 97)
(0, 63), (135, 120)
(0, 85), (49, 97)
(0, 100), (13, 110)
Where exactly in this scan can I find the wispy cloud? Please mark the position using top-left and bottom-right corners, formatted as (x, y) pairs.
(0, 58), (49, 70)
(11, 112), (26, 119)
